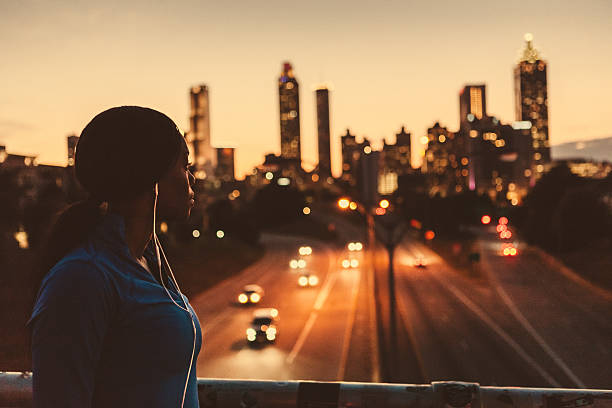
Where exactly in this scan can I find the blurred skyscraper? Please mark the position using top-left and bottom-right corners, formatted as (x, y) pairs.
(515, 33), (550, 173)
(459, 85), (487, 129)
(341, 129), (370, 186)
(215, 147), (235, 182)
(316, 87), (331, 180)
(278, 62), (301, 167)
(187, 84), (216, 179)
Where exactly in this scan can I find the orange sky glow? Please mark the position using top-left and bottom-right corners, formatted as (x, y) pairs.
(1, 0), (611, 178)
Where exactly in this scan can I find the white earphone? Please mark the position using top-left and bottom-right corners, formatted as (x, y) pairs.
(153, 183), (196, 408)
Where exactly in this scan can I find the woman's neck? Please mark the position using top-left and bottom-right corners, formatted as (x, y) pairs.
(109, 194), (154, 260)
(123, 214), (153, 260)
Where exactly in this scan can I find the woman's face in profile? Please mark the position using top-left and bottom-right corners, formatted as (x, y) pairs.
(156, 142), (195, 221)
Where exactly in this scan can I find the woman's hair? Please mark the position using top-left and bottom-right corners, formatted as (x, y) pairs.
(40, 106), (185, 273)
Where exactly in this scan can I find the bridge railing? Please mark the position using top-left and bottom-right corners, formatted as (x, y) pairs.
(1, 372), (611, 408)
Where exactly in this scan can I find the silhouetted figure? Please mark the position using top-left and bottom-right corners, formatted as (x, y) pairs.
(29, 106), (201, 408)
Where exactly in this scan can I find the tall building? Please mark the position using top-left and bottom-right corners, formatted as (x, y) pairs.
(278, 62), (301, 165)
(340, 129), (370, 186)
(316, 87), (331, 179)
(215, 147), (235, 182)
(514, 33), (550, 174)
(67, 134), (79, 167)
(459, 85), (487, 129)
(187, 84), (215, 179)
(423, 122), (468, 196)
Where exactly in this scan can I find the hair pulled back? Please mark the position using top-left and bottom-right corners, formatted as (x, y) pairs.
(40, 106), (185, 272)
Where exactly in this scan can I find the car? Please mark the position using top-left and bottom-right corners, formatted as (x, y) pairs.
(237, 284), (264, 305)
(414, 257), (427, 268)
(298, 273), (319, 287)
(501, 243), (518, 256)
(298, 245), (313, 256)
(246, 308), (279, 344)
(347, 242), (363, 252)
(289, 258), (307, 270)
(341, 258), (359, 269)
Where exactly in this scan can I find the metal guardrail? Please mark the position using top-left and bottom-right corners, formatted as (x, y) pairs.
(1, 372), (611, 408)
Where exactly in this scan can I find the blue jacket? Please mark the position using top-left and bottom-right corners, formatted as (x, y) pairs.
(29, 212), (202, 407)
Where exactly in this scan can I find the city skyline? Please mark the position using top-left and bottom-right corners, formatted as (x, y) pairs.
(1, 0), (611, 178)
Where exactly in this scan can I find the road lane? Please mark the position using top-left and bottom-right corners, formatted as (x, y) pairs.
(390, 234), (612, 388)
(392, 241), (552, 386)
(192, 233), (368, 381)
(477, 228), (612, 388)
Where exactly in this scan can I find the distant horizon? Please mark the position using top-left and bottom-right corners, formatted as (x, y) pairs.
(1, 1), (611, 178)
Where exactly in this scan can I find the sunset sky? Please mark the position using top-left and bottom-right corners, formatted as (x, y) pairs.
(1, 0), (611, 178)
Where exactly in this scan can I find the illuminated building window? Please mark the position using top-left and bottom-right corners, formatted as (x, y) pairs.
(534, 152), (542, 160)
(286, 82), (294, 90)
(483, 132), (497, 141)
(439, 135), (446, 143)
(536, 164), (544, 173)
(461, 169), (469, 177)
(495, 139), (505, 147)
(524, 169), (532, 177)
(469, 130), (478, 138)
(289, 110), (297, 118)
(461, 157), (469, 166)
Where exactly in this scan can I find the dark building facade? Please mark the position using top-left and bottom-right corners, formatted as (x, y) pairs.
(459, 84), (487, 130)
(278, 62), (301, 166)
(424, 122), (468, 196)
(340, 129), (370, 186)
(316, 87), (332, 180)
(215, 147), (235, 182)
(514, 33), (550, 175)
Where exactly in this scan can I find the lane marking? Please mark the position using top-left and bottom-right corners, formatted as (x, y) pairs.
(286, 272), (337, 364)
(407, 237), (562, 386)
(337, 270), (361, 380)
(395, 281), (429, 381)
(480, 245), (586, 387)
(436, 278), (561, 387)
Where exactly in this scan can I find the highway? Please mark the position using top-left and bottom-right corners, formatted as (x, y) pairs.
(382, 225), (612, 388)
(191, 233), (376, 382)
(190, 218), (612, 388)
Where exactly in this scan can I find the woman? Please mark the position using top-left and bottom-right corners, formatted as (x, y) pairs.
(29, 106), (202, 407)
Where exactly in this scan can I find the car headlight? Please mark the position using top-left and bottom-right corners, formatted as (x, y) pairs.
(289, 259), (298, 269)
(250, 293), (261, 303)
(298, 276), (308, 286)
(267, 327), (276, 335)
(350, 259), (359, 268)
(308, 276), (319, 286)
(342, 259), (350, 268)
(266, 333), (276, 341)
(246, 328), (256, 336)
(238, 294), (248, 303)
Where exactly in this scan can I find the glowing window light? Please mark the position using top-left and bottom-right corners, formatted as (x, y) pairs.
(216, 230), (225, 239)
(192, 229), (201, 238)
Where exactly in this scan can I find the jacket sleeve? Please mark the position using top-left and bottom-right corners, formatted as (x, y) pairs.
(30, 260), (115, 408)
